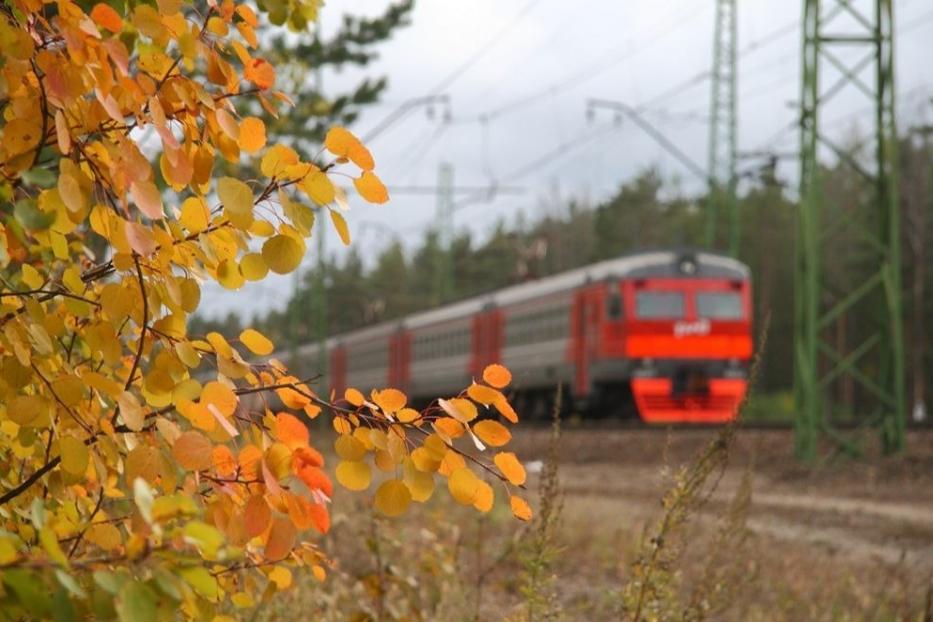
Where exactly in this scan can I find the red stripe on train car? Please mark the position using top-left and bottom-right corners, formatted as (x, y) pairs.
(625, 334), (753, 359)
(330, 344), (347, 399)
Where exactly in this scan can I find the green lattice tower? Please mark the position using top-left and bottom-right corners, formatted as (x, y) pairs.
(707, 0), (739, 255)
(795, 0), (905, 460)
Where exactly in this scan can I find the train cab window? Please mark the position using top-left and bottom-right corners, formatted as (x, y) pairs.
(635, 291), (685, 319)
(696, 292), (743, 319)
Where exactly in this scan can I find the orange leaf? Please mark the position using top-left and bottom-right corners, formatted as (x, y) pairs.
(510, 495), (533, 521)
(323, 127), (356, 157)
(212, 445), (236, 476)
(482, 364), (512, 389)
(238, 444), (263, 479)
(297, 465), (333, 497)
(473, 480), (494, 512)
(372, 388), (406, 413)
(172, 431), (212, 471)
(244, 494), (272, 538)
(494, 452), (526, 486)
(472, 420), (511, 447)
(347, 142), (374, 171)
(353, 171), (388, 204)
(467, 383), (501, 406)
(124, 221), (156, 256)
(433, 417), (465, 440)
(245, 58), (276, 89)
(129, 180), (163, 220)
(493, 394), (519, 424)
(274, 412), (308, 449)
(238, 117), (266, 153)
(344, 388), (364, 407)
(264, 518), (296, 560)
(292, 446), (324, 470)
(91, 3), (123, 32)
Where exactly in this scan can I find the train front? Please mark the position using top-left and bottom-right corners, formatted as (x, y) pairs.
(622, 252), (753, 423)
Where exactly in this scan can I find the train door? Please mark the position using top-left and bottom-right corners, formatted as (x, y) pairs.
(571, 285), (603, 399)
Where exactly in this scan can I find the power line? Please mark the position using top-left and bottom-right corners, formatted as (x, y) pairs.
(476, 2), (710, 122)
(429, 0), (547, 95)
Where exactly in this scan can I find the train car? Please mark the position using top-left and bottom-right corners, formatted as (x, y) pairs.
(293, 249), (753, 423)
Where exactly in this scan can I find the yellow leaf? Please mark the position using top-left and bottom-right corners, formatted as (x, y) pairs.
(240, 328), (273, 356)
(335, 460), (371, 491)
(239, 253), (268, 281)
(494, 452), (526, 486)
(353, 171), (388, 204)
(238, 117), (266, 153)
(334, 434), (366, 461)
(439, 397), (477, 423)
(329, 209), (350, 245)
(483, 364), (512, 388)
(261, 234), (304, 274)
(179, 197), (210, 233)
(217, 176), (253, 215)
(200, 381), (238, 417)
(472, 420), (511, 447)
(59, 436), (89, 476)
(397, 408), (420, 423)
(374, 479), (411, 517)
(268, 566), (292, 590)
(510, 495), (533, 521)
(117, 391), (145, 431)
(404, 464), (435, 503)
(448, 467), (479, 505)
(172, 431), (213, 471)
(260, 145), (299, 178)
(302, 169), (335, 205)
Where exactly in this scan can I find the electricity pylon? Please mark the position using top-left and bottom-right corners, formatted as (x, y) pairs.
(795, 0), (904, 460)
(707, 0), (739, 255)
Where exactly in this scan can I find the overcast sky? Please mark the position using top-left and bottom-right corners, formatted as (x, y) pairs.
(201, 0), (933, 319)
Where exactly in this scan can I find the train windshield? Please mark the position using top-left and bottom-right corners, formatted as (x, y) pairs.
(696, 292), (743, 319)
(635, 291), (685, 319)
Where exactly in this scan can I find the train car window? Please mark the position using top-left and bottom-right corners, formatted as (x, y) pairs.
(607, 290), (623, 320)
(696, 292), (743, 319)
(635, 291), (685, 319)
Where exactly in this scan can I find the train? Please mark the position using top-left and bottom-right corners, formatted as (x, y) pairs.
(292, 249), (754, 423)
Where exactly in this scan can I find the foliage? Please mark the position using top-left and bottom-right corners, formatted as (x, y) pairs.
(0, 0), (530, 618)
(260, 0), (415, 152)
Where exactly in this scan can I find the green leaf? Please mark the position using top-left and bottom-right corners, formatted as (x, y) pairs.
(116, 580), (157, 622)
(14, 198), (55, 230)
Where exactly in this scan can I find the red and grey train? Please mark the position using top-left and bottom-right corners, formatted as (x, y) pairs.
(296, 250), (753, 423)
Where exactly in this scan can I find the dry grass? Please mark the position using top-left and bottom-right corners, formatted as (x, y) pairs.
(252, 421), (933, 621)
